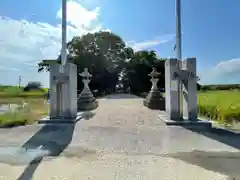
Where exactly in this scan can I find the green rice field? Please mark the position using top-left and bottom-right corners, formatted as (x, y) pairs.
(198, 90), (240, 124)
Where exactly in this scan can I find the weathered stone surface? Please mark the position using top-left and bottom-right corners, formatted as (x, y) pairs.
(144, 67), (165, 110)
(49, 63), (78, 119)
(164, 58), (199, 124)
(165, 58), (181, 120)
(78, 95), (98, 111)
(182, 58), (198, 120)
(77, 68), (98, 111)
(143, 90), (165, 110)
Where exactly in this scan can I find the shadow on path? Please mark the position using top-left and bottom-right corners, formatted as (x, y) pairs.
(17, 111), (95, 180)
(101, 93), (140, 99)
(167, 127), (240, 179)
(186, 127), (240, 150)
(158, 109), (240, 150)
(166, 150), (240, 179)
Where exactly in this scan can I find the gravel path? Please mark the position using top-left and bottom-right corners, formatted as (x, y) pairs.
(0, 94), (239, 180)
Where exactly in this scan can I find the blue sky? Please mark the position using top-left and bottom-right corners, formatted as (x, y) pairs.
(0, 0), (239, 87)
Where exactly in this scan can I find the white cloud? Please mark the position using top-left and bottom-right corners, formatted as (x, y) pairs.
(57, 1), (100, 28)
(0, 0), (103, 87)
(0, 0), (175, 88)
(199, 58), (240, 85)
(0, 66), (20, 72)
(127, 34), (175, 51)
(214, 58), (240, 75)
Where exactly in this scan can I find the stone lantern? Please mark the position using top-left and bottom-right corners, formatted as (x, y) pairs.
(143, 67), (165, 110)
(77, 68), (98, 111)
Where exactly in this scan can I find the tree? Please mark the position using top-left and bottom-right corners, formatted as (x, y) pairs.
(38, 31), (133, 93)
(38, 31), (203, 95)
(122, 50), (166, 94)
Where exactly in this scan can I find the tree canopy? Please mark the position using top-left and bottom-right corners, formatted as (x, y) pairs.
(37, 31), (199, 95)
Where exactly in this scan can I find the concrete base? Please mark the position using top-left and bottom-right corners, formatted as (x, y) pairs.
(78, 91), (98, 111)
(158, 113), (212, 130)
(78, 101), (99, 111)
(38, 112), (83, 124)
(143, 90), (165, 110)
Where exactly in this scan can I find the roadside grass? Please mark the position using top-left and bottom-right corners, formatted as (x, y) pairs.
(0, 98), (49, 128)
(0, 85), (48, 127)
(0, 86), (47, 98)
(198, 90), (240, 125)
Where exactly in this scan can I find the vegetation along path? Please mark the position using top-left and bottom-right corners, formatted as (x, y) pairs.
(0, 94), (239, 180)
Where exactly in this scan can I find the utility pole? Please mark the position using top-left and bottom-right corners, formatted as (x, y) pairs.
(59, 0), (67, 116)
(61, 0), (67, 73)
(18, 76), (22, 88)
(176, 0), (183, 119)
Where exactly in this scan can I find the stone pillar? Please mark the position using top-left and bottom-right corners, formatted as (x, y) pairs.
(63, 63), (78, 118)
(49, 62), (77, 119)
(165, 59), (181, 120)
(182, 58), (198, 121)
(161, 58), (212, 129)
(49, 63), (60, 118)
(69, 63), (78, 117)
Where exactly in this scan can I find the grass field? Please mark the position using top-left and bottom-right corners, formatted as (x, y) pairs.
(0, 86), (49, 127)
(0, 98), (49, 127)
(0, 85), (239, 127)
(141, 90), (240, 125)
(198, 90), (240, 124)
(0, 85), (47, 98)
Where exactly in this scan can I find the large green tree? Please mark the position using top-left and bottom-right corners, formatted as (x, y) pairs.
(38, 31), (133, 93)
(122, 50), (166, 94)
(38, 31), (203, 95)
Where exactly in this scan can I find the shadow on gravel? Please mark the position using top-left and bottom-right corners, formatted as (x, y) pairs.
(102, 93), (140, 99)
(17, 111), (95, 180)
(169, 127), (240, 179)
(186, 127), (240, 150)
(166, 150), (240, 179)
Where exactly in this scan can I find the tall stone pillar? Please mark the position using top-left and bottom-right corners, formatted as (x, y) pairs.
(63, 63), (78, 118)
(160, 57), (212, 129)
(165, 59), (181, 120)
(49, 63), (60, 118)
(40, 61), (78, 123)
(182, 58), (197, 121)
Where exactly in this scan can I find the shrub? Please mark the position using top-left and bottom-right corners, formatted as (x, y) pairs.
(23, 82), (42, 91)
